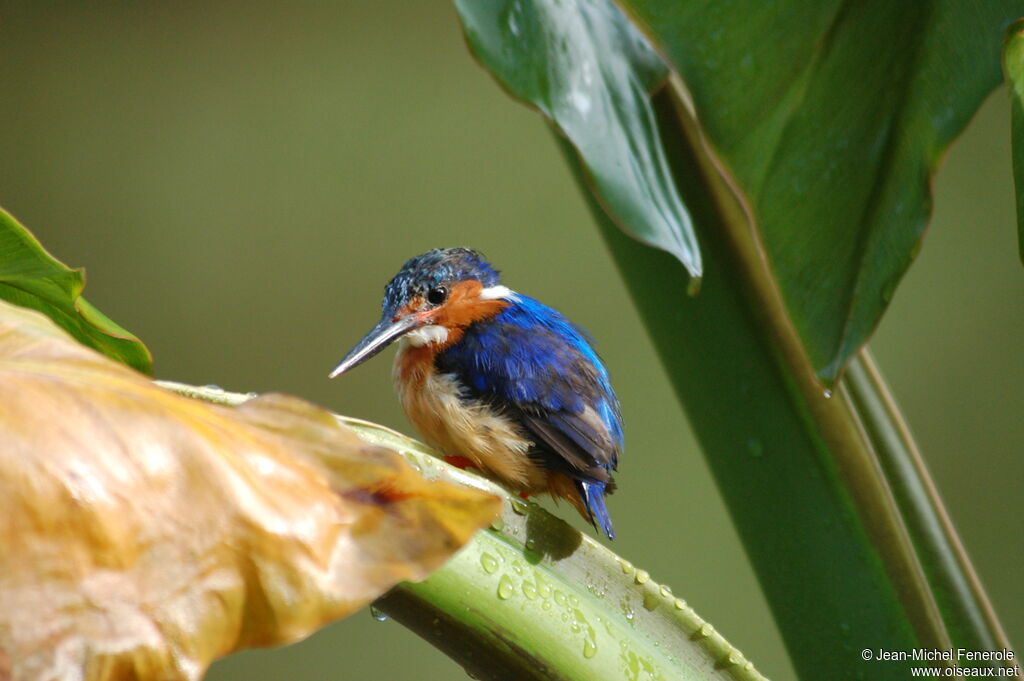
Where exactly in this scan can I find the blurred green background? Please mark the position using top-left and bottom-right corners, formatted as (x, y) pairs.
(1, 3), (1020, 680)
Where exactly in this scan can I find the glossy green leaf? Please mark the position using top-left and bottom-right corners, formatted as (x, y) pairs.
(613, 1), (1024, 383)
(1003, 18), (1024, 264)
(454, 0), (701, 281)
(0, 206), (152, 373)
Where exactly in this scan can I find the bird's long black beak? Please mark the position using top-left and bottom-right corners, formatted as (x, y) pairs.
(329, 315), (420, 378)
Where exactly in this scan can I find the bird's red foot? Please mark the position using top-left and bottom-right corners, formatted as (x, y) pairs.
(443, 455), (476, 470)
(519, 492), (531, 500)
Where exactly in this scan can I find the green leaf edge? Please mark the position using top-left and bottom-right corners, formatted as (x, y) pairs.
(0, 206), (153, 373)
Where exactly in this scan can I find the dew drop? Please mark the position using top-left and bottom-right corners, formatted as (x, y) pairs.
(570, 622), (581, 633)
(633, 570), (649, 585)
(583, 638), (598, 659)
(480, 553), (499, 574)
(542, 600), (553, 611)
(369, 605), (388, 622)
(642, 589), (660, 611)
(512, 561), (524, 576)
(674, 598), (686, 610)
(497, 574), (516, 600)
(659, 585), (672, 598)
(490, 517), (505, 532)
(522, 581), (539, 600)
(525, 538), (537, 552)
(619, 559), (634, 575)
(822, 389), (833, 399)
(511, 499), (528, 515)
(569, 595), (580, 607)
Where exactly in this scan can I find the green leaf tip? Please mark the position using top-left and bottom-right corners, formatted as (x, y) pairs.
(454, 0), (702, 283)
(0, 206), (153, 373)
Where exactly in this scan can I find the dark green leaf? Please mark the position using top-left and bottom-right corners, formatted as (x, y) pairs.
(0, 206), (152, 373)
(1003, 18), (1024, 265)
(454, 0), (701, 281)
(613, 0), (1024, 382)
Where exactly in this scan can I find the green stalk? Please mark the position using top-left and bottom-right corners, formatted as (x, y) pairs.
(844, 352), (1014, 660)
(162, 382), (769, 681)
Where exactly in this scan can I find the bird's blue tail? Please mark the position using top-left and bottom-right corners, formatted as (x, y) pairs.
(578, 481), (615, 540)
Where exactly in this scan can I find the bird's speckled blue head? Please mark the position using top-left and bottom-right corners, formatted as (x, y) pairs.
(381, 247), (501, 319)
(329, 247), (504, 377)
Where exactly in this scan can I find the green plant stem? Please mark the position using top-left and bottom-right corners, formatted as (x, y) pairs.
(844, 352), (1015, 663)
(161, 381), (769, 681)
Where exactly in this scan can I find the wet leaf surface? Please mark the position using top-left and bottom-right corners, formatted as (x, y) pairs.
(455, 0), (702, 281)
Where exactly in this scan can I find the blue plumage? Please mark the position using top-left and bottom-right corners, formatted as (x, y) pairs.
(331, 247), (623, 540)
(437, 294), (622, 538)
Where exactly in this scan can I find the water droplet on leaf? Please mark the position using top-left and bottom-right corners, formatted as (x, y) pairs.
(497, 574), (515, 600)
(480, 553), (499, 574)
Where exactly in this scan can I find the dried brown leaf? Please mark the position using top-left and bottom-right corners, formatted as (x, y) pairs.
(0, 301), (501, 681)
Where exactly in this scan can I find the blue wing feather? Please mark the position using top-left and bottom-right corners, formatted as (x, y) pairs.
(437, 295), (623, 474)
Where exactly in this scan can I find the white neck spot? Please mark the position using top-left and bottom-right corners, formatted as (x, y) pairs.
(479, 285), (517, 301)
(402, 325), (449, 347)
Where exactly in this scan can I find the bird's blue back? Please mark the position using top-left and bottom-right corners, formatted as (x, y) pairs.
(436, 294), (622, 536)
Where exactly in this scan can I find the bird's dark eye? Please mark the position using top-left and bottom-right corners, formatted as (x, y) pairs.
(427, 286), (449, 305)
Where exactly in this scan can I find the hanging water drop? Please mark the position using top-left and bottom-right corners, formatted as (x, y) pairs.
(369, 605), (388, 622)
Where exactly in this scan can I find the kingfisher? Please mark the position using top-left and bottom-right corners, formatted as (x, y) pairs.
(329, 248), (622, 539)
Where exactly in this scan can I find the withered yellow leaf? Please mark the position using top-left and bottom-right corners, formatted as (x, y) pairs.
(0, 301), (501, 681)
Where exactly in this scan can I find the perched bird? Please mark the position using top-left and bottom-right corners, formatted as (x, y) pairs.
(330, 248), (622, 539)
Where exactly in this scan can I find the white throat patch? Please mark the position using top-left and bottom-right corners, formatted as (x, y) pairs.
(403, 325), (449, 347)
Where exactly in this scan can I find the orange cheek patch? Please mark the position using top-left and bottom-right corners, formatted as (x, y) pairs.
(434, 280), (509, 329)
